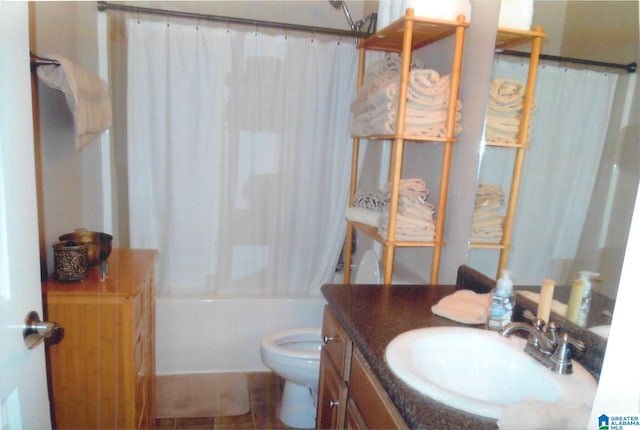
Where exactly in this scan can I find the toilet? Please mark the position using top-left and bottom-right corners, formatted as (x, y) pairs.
(260, 327), (322, 428)
(353, 249), (381, 284)
(259, 250), (383, 428)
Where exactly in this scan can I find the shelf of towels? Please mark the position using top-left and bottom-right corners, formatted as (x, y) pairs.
(349, 54), (463, 140)
(346, 178), (445, 245)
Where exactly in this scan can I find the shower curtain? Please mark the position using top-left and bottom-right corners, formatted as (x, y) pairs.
(127, 18), (357, 295)
(471, 58), (619, 283)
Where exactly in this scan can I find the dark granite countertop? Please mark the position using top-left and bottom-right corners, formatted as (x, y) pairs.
(320, 273), (610, 430)
(321, 283), (498, 430)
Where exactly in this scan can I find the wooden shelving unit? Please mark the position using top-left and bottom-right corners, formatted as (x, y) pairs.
(343, 9), (469, 285)
(469, 25), (546, 278)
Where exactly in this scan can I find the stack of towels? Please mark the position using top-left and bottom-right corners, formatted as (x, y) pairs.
(471, 184), (504, 243)
(350, 54), (463, 138)
(378, 179), (436, 241)
(345, 178), (436, 242)
(485, 78), (534, 145)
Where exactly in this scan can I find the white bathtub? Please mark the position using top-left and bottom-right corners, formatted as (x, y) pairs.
(155, 294), (327, 375)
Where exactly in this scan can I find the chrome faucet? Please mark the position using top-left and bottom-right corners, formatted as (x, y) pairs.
(500, 310), (585, 374)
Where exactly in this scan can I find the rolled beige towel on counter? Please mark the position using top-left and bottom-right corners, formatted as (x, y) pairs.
(431, 289), (492, 324)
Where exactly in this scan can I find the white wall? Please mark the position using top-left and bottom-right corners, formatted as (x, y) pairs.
(30, 2), (107, 277)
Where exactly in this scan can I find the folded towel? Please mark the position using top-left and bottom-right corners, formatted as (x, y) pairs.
(431, 289), (492, 324)
(345, 207), (380, 228)
(497, 400), (591, 430)
(37, 54), (112, 149)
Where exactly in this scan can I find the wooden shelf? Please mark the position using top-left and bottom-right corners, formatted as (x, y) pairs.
(469, 242), (509, 249)
(349, 221), (444, 248)
(344, 9), (467, 285)
(495, 26), (546, 50)
(484, 141), (529, 148)
(471, 25), (545, 277)
(352, 133), (457, 143)
(358, 13), (469, 53)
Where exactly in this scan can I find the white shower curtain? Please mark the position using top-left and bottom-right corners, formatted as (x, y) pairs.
(127, 18), (357, 295)
(471, 58), (619, 283)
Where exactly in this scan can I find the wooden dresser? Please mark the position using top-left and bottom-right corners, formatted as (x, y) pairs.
(43, 249), (157, 430)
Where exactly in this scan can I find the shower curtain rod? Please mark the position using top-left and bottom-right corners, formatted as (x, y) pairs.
(98, 1), (634, 74)
(497, 49), (636, 74)
(97, 1), (371, 40)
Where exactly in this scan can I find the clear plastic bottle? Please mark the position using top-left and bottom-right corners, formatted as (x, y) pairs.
(567, 270), (599, 326)
(488, 270), (514, 330)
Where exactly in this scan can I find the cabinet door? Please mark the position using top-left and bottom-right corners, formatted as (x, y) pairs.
(345, 399), (368, 430)
(317, 349), (348, 429)
(321, 307), (352, 378)
(348, 350), (407, 430)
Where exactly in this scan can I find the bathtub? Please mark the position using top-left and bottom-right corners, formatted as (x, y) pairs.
(155, 294), (327, 374)
(155, 262), (422, 375)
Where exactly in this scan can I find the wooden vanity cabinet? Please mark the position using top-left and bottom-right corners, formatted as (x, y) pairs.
(318, 349), (349, 429)
(317, 306), (352, 428)
(43, 249), (157, 430)
(317, 307), (407, 430)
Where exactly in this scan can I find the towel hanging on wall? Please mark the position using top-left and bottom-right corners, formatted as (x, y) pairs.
(36, 54), (112, 150)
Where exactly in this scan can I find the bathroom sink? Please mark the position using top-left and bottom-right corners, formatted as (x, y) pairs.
(385, 327), (596, 419)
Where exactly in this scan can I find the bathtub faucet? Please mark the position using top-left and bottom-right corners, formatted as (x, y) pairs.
(501, 310), (585, 375)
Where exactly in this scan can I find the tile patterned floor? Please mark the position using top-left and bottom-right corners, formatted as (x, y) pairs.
(154, 372), (294, 430)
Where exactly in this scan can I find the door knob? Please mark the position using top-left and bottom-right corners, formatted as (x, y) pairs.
(23, 311), (61, 349)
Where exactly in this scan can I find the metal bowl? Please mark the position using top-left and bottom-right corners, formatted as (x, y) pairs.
(59, 228), (113, 266)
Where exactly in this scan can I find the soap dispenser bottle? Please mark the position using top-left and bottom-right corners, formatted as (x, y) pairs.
(488, 270), (514, 330)
(566, 270), (599, 327)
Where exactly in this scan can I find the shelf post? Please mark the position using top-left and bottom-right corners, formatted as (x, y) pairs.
(382, 9), (414, 285)
(344, 48), (368, 283)
(497, 27), (543, 276)
(430, 16), (466, 285)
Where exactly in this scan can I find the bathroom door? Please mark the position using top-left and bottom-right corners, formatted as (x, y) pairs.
(0, 3), (53, 429)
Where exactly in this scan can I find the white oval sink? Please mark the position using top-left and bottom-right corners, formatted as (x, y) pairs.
(385, 326), (597, 419)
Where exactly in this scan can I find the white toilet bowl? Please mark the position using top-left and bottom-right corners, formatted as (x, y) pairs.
(260, 327), (322, 428)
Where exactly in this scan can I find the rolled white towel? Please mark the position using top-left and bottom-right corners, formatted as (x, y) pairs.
(491, 78), (525, 104)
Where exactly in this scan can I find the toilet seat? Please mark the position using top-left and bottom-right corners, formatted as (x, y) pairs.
(354, 249), (381, 284)
(261, 328), (321, 361)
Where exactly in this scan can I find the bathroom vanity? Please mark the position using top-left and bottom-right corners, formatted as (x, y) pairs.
(42, 249), (157, 430)
(318, 283), (497, 429)
(317, 277), (609, 429)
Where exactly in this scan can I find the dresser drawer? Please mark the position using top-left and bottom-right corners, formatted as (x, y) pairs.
(321, 306), (352, 378)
